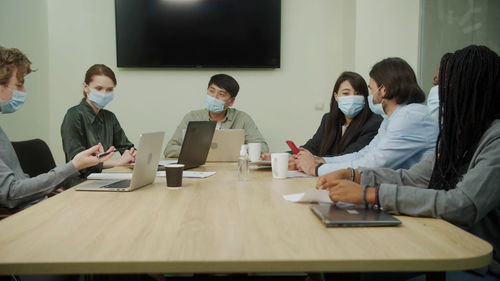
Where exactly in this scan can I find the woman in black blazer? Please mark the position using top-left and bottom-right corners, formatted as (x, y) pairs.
(293, 71), (382, 169)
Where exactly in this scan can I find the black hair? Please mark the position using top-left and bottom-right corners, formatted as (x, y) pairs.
(369, 57), (425, 104)
(429, 45), (500, 190)
(208, 74), (240, 98)
(318, 71), (373, 156)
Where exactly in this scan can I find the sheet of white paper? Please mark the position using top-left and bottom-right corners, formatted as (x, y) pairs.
(156, 171), (216, 178)
(283, 189), (333, 204)
(159, 160), (178, 165)
(87, 173), (132, 180)
(283, 190), (356, 207)
(287, 171), (315, 178)
(88, 171), (216, 180)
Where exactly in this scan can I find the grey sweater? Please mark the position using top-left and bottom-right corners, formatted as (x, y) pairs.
(0, 126), (79, 209)
(359, 119), (500, 275)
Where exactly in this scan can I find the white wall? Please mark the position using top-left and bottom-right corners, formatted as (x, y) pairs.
(354, 0), (421, 82)
(1, 0), (421, 165)
(0, 0), (50, 142)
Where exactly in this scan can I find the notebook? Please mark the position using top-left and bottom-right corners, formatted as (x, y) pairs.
(310, 204), (401, 227)
(76, 131), (165, 192)
(172, 121), (217, 169)
(206, 129), (245, 162)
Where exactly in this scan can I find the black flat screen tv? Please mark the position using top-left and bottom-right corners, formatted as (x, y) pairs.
(115, 0), (281, 68)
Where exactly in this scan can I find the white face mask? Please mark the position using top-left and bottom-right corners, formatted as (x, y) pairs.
(338, 95), (365, 118)
(88, 87), (114, 109)
(1, 89), (28, 114)
(205, 94), (226, 113)
(368, 95), (385, 115)
(368, 85), (385, 115)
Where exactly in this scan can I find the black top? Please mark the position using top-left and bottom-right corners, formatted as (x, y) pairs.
(302, 113), (383, 157)
(60, 101), (134, 186)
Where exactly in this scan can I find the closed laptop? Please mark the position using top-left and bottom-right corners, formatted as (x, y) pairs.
(310, 204), (401, 227)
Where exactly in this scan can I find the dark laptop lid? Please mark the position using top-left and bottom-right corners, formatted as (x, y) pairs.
(178, 121), (217, 169)
(310, 204), (401, 227)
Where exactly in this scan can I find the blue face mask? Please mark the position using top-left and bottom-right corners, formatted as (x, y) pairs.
(368, 94), (385, 115)
(205, 95), (226, 113)
(1, 89), (27, 114)
(88, 88), (114, 109)
(337, 95), (365, 118)
(427, 85), (439, 122)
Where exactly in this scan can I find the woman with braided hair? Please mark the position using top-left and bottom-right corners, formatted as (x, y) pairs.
(316, 45), (500, 279)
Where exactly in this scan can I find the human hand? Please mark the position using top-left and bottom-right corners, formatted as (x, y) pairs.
(129, 147), (137, 158)
(118, 148), (136, 165)
(260, 153), (271, 161)
(72, 144), (115, 170)
(288, 154), (298, 170)
(48, 188), (64, 197)
(106, 148), (136, 167)
(316, 169), (351, 190)
(326, 180), (364, 204)
(326, 180), (376, 205)
(295, 148), (317, 175)
(316, 157), (326, 164)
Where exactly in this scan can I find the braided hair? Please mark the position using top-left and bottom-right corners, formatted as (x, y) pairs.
(428, 45), (500, 190)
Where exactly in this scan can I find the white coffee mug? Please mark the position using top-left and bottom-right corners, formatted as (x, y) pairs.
(271, 153), (289, 179)
(248, 143), (262, 162)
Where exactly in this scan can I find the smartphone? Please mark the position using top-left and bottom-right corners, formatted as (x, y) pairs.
(286, 140), (300, 154)
(97, 149), (118, 159)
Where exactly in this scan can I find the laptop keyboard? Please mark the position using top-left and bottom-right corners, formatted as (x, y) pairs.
(101, 180), (131, 189)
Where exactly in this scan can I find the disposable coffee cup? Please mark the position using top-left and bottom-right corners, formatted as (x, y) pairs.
(165, 164), (184, 188)
(248, 143), (262, 162)
(271, 153), (289, 179)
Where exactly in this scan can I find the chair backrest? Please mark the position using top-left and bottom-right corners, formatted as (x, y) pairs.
(11, 139), (57, 178)
(1, 139), (57, 220)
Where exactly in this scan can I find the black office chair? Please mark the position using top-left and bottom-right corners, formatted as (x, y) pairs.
(11, 138), (57, 178)
(0, 139), (60, 220)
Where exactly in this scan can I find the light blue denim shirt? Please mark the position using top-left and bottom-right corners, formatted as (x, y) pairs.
(427, 85), (439, 122)
(317, 103), (438, 176)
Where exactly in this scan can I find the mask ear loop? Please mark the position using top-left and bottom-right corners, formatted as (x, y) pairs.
(226, 97), (235, 109)
(83, 83), (91, 99)
(375, 84), (385, 107)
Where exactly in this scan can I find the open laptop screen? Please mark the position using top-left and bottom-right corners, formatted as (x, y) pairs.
(178, 121), (217, 169)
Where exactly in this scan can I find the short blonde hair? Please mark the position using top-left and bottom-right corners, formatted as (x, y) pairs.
(0, 46), (34, 85)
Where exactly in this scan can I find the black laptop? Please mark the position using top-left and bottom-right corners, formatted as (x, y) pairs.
(310, 204), (401, 227)
(177, 121), (217, 169)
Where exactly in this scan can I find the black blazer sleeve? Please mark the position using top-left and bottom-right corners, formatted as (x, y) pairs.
(342, 114), (383, 155)
(301, 113), (329, 155)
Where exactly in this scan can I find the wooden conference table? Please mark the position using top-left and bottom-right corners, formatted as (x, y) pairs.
(0, 162), (492, 275)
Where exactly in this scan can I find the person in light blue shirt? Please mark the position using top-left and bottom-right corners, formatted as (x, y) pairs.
(427, 85), (439, 122)
(296, 57), (438, 176)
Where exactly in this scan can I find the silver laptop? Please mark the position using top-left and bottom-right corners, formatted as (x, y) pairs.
(310, 204), (401, 227)
(206, 129), (245, 162)
(76, 131), (165, 192)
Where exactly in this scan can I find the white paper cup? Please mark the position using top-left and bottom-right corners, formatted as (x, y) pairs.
(248, 143), (262, 162)
(271, 153), (289, 179)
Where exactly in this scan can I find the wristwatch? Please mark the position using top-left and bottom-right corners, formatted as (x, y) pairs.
(315, 163), (323, 176)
